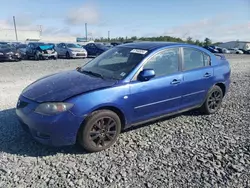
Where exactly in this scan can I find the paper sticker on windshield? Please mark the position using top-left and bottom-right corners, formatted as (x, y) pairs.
(130, 49), (148, 54)
(120, 72), (126, 77)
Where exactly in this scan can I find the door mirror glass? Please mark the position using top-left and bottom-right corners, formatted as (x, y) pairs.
(138, 69), (155, 81)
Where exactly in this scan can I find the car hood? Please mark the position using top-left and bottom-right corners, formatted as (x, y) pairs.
(22, 70), (117, 103)
(69, 48), (85, 52)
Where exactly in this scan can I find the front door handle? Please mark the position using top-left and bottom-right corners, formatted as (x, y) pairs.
(204, 72), (212, 78)
(171, 79), (181, 85)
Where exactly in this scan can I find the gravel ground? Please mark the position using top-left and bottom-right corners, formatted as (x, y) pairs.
(0, 55), (250, 187)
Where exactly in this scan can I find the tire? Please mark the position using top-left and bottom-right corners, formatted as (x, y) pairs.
(66, 52), (71, 59)
(78, 110), (121, 152)
(200, 85), (223, 115)
(34, 51), (40, 61)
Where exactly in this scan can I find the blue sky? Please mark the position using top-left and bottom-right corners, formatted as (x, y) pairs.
(0, 0), (249, 42)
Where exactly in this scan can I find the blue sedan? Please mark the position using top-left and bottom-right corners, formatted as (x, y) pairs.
(84, 43), (109, 57)
(16, 42), (231, 152)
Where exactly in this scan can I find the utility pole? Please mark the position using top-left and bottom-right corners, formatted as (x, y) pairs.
(13, 16), (18, 41)
(39, 25), (42, 36)
(108, 31), (110, 41)
(85, 23), (88, 41)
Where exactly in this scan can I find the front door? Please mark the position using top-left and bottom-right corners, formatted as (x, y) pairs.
(128, 47), (183, 123)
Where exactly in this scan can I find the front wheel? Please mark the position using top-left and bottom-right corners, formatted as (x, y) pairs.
(77, 110), (121, 152)
(66, 52), (71, 59)
(34, 51), (40, 61)
(200, 85), (223, 115)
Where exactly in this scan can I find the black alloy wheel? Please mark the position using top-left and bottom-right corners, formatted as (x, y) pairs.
(200, 85), (223, 114)
(207, 90), (222, 112)
(89, 117), (117, 148)
(78, 110), (121, 152)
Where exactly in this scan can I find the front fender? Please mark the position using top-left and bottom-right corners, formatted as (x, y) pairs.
(66, 84), (132, 123)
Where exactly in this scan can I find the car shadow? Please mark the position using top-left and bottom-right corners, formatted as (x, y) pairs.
(0, 108), (86, 157)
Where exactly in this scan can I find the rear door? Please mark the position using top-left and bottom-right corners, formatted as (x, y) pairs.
(55, 43), (63, 55)
(180, 47), (214, 109)
(129, 47), (183, 123)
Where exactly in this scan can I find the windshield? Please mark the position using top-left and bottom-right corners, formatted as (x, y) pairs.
(0, 44), (12, 49)
(17, 44), (27, 48)
(80, 46), (148, 80)
(96, 43), (109, 50)
(66, 43), (82, 48)
(31, 43), (45, 47)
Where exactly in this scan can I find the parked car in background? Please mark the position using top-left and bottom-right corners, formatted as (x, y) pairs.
(228, 48), (244, 54)
(55, 43), (88, 59)
(26, 42), (58, 60)
(84, 42), (109, 57)
(0, 42), (8, 45)
(216, 47), (231, 54)
(16, 44), (28, 58)
(238, 49), (249, 54)
(0, 43), (22, 62)
(9, 42), (22, 47)
(203, 46), (219, 53)
(111, 42), (122, 46)
(245, 50), (250, 54)
(16, 42), (231, 152)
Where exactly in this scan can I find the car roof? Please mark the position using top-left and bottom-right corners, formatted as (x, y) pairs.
(119, 42), (184, 51)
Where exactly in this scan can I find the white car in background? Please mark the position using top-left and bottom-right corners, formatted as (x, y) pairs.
(228, 48), (244, 54)
(55, 43), (88, 59)
(221, 48), (231, 54)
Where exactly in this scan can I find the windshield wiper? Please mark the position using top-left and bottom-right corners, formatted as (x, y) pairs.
(80, 70), (105, 79)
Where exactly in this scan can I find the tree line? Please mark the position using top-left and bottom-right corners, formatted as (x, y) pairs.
(94, 36), (220, 47)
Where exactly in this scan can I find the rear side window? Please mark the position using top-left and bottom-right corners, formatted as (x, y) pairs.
(183, 48), (210, 70)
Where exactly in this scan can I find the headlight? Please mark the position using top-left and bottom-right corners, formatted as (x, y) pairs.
(0, 52), (3, 55)
(35, 102), (74, 115)
(6, 52), (13, 55)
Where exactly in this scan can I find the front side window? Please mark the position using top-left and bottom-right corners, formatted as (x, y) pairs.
(143, 48), (180, 77)
(183, 48), (208, 70)
(80, 47), (148, 80)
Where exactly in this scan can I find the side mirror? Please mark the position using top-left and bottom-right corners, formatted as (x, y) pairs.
(138, 69), (155, 81)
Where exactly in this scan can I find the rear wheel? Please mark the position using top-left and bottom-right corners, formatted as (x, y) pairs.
(200, 85), (223, 114)
(78, 110), (121, 152)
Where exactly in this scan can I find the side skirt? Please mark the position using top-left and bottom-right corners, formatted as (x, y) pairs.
(128, 104), (202, 128)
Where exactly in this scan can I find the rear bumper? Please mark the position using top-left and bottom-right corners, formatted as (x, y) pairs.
(15, 96), (83, 147)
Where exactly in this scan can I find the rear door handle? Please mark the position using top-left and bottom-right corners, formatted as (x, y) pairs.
(204, 72), (212, 78)
(171, 79), (181, 85)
